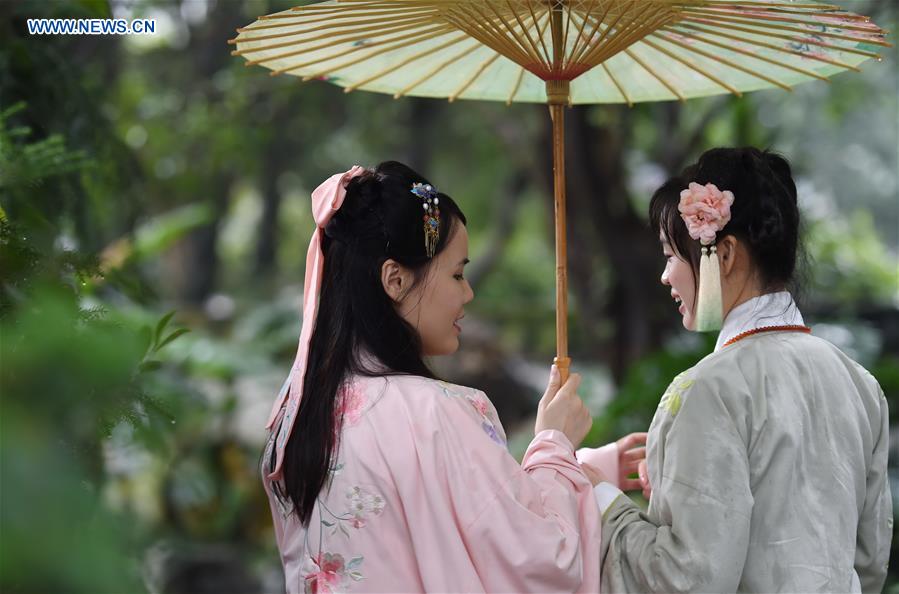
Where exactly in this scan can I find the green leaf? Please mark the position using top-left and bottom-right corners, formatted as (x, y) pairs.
(138, 325), (153, 357)
(155, 327), (190, 352)
(139, 360), (162, 373)
(153, 311), (176, 347)
(132, 204), (214, 261)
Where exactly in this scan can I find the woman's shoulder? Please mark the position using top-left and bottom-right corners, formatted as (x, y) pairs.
(353, 373), (486, 403)
(704, 332), (876, 382)
(655, 342), (757, 418)
(669, 332), (883, 410)
(350, 374), (505, 445)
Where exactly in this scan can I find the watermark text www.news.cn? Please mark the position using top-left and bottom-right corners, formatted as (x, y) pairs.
(27, 19), (157, 36)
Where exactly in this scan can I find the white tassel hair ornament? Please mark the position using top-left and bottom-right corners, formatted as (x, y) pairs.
(678, 182), (735, 332)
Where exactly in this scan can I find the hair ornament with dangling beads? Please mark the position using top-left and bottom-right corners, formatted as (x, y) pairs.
(678, 182), (735, 331)
(411, 182), (440, 258)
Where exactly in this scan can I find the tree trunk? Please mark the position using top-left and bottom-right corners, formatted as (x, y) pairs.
(254, 149), (284, 278)
(173, 4), (246, 304)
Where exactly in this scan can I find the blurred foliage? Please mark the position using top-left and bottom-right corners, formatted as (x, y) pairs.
(0, 104), (182, 592)
(585, 333), (718, 447)
(805, 211), (899, 309)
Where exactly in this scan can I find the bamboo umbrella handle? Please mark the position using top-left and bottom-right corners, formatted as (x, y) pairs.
(547, 82), (571, 383)
(547, 4), (572, 384)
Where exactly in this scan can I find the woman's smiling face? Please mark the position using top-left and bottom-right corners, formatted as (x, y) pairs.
(397, 225), (474, 356)
(660, 231), (697, 331)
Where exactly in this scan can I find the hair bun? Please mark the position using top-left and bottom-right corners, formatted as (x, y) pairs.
(747, 205), (785, 248)
(325, 170), (385, 244)
(762, 151), (797, 204)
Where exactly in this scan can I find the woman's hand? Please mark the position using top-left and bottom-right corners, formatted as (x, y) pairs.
(535, 365), (593, 448)
(638, 459), (652, 499)
(616, 432), (648, 492)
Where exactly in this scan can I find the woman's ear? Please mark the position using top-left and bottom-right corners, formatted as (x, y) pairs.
(717, 235), (739, 277)
(381, 259), (412, 303)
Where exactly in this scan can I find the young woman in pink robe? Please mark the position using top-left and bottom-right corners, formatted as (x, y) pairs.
(261, 161), (644, 593)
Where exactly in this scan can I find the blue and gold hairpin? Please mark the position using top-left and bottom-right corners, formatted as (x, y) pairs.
(411, 182), (440, 258)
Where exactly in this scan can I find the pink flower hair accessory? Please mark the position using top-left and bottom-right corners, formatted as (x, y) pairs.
(677, 181), (735, 332)
(678, 182), (734, 245)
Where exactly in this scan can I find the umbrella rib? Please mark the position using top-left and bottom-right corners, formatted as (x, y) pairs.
(571, 2), (621, 68)
(655, 33), (793, 91)
(269, 24), (455, 76)
(579, 1), (675, 67)
(393, 41), (484, 98)
(681, 16), (883, 59)
(716, 7), (869, 21)
(694, 1), (840, 9)
(579, 3), (674, 68)
(289, 1), (404, 11)
(657, 31), (829, 82)
(322, 0), (414, 4)
(452, 4), (533, 67)
(565, 0), (600, 69)
(484, 2), (545, 67)
(241, 21), (450, 66)
(624, 47), (685, 101)
(507, 66), (527, 104)
(561, 1), (575, 67)
(343, 33), (471, 92)
(229, 12), (434, 43)
(449, 52), (503, 101)
(601, 62), (632, 106)
(681, 5), (887, 35)
(679, 11), (891, 47)
(525, 0), (553, 68)
(668, 22), (860, 71)
(658, 33), (830, 82)
(639, 36), (742, 96)
(574, 2), (636, 67)
(257, 4), (409, 18)
(232, 15), (438, 55)
(505, 0), (548, 70)
(237, 7), (438, 33)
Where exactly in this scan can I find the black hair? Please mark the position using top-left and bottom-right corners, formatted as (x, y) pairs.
(649, 147), (803, 294)
(268, 161), (466, 525)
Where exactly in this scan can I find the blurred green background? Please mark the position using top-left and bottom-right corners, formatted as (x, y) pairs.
(1, 0), (897, 592)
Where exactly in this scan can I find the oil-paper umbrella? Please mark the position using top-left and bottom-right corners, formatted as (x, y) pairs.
(230, 0), (890, 378)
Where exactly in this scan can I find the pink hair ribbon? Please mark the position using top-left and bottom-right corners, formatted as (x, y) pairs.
(265, 165), (366, 480)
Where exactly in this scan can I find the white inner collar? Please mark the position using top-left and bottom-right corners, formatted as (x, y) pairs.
(715, 291), (805, 351)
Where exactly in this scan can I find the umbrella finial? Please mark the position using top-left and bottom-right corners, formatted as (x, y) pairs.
(546, 79), (570, 106)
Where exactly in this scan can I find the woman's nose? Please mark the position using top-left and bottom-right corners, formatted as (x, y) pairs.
(464, 280), (474, 303)
(660, 268), (670, 286)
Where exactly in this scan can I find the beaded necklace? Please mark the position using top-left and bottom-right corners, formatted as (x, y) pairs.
(721, 325), (811, 348)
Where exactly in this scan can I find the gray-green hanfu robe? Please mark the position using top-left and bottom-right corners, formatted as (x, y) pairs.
(597, 292), (891, 593)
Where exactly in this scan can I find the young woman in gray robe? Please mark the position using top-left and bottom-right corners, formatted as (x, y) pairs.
(595, 147), (891, 593)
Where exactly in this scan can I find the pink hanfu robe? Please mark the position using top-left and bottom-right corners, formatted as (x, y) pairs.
(263, 374), (616, 593)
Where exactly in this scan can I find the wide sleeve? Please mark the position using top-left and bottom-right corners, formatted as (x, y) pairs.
(600, 377), (753, 593)
(855, 389), (892, 593)
(390, 385), (601, 594)
(577, 442), (619, 488)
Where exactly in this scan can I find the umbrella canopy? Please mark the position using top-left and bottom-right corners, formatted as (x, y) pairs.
(231, 0), (889, 104)
(230, 0), (890, 377)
